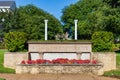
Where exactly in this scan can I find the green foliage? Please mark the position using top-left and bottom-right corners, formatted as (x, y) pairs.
(0, 49), (15, 73)
(116, 53), (120, 69)
(1, 5), (62, 40)
(92, 31), (114, 52)
(103, 0), (120, 8)
(112, 43), (120, 51)
(4, 31), (27, 52)
(61, 0), (120, 39)
(0, 42), (5, 49)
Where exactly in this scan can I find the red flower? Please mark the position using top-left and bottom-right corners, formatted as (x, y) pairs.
(20, 58), (98, 65)
(31, 60), (36, 64)
(21, 60), (26, 64)
(77, 60), (84, 64)
(45, 60), (52, 64)
(26, 60), (32, 64)
(52, 58), (69, 64)
(36, 59), (45, 64)
(84, 60), (90, 64)
(92, 60), (97, 64)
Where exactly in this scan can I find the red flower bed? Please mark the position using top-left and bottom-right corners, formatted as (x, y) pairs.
(21, 58), (98, 65)
(52, 58), (68, 64)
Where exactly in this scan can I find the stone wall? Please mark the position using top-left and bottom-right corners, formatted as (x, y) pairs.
(93, 52), (116, 72)
(28, 42), (92, 52)
(4, 52), (116, 75)
(4, 52), (28, 69)
(16, 64), (102, 75)
(15, 52), (116, 75)
(3, 42), (116, 75)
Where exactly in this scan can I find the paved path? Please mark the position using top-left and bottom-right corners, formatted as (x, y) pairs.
(0, 74), (119, 80)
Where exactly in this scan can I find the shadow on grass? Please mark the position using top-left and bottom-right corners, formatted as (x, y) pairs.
(115, 50), (120, 53)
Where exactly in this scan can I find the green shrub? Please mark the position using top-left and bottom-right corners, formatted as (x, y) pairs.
(4, 31), (27, 52)
(0, 42), (5, 49)
(116, 44), (120, 49)
(92, 31), (114, 52)
(112, 43), (120, 51)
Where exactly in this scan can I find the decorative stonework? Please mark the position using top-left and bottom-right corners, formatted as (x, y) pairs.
(4, 52), (28, 69)
(4, 42), (116, 75)
(28, 42), (92, 52)
(16, 64), (103, 75)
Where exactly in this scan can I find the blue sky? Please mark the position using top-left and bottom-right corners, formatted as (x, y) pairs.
(15, 0), (78, 20)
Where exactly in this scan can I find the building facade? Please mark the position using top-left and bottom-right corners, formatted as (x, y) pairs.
(0, 1), (16, 12)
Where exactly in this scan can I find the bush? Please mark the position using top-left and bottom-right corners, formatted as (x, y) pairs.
(92, 31), (114, 52)
(4, 31), (27, 52)
(0, 42), (5, 49)
(112, 43), (120, 51)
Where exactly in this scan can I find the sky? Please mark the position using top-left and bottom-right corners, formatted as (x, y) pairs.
(15, 0), (78, 20)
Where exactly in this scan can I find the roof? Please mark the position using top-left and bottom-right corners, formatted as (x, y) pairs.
(0, 1), (15, 6)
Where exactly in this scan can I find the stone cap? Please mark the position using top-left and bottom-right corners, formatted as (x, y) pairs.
(27, 41), (92, 44)
(17, 63), (103, 66)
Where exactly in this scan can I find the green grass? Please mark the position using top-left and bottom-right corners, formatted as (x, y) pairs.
(103, 70), (120, 77)
(103, 53), (120, 78)
(116, 53), (120, 69)
(0, 78), (6, 80)
(0, 49), (15, 73)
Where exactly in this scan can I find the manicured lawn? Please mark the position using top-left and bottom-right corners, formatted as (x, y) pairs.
(0, 78), (6, 80)
(0, 49), (15, 73)
(116, 53), (120, 69)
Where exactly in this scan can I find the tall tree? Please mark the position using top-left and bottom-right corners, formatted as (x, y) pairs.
(61, 0), (120, 39)
(103, 0), (120, 8)
(103, 0), (120, 38)
(2, 5), (62, 40)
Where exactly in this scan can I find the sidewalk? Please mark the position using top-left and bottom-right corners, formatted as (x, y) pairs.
(0, 73), (119, 80)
